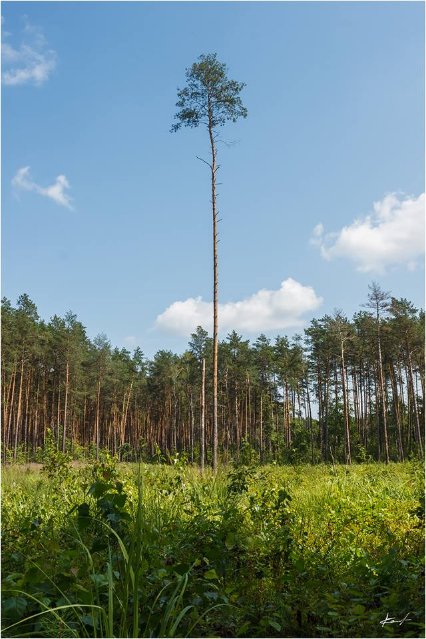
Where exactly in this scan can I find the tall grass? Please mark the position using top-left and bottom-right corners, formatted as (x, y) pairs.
(2, 460), (424, 637)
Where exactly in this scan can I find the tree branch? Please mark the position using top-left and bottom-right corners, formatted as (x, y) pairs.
(196, 156), (213, 170)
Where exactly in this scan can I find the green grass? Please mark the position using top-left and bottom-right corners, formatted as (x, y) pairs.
(2, 459), (424, 638)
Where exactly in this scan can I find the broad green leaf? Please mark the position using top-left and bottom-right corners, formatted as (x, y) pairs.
(204, 568), (219, 580)
(3, 596), (28, 618)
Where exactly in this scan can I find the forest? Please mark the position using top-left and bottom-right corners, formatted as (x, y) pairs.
(2, 283), (424, 466)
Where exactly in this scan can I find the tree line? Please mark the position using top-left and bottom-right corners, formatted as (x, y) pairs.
(1, 283), (424, 465)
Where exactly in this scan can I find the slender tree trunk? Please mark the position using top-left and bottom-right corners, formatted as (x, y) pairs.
(4, 363), (17, 460)
(324, 364), (330, 462)
(373, 373), (381, 461)
(306, 381), (314, 464)
(207, 116), (219, 471)
(200, 358), (205, 470)
(235, 390), (240, 456)
(389, 363), (404, 461)
(14, 358), (25, 461)
(95, 378), (101, 459)
(121, 381), (133, 449)
(376, 322), (390, 463)
(317, 368), (324, 460)
(246, 375), (253, 440)
(63, 360), (69, 453)
(245, 374), (249, 440)
(56, 385), (61, 449)
(362, 369), (368, 448)
(407, 349), (423, 456)
(33, 380), (40, 456)
(24, 370), (31, 458)
(285, 380), (290, 447)
(260, 393), (263, 461)
(352, 370), (360, 440)
(189, 390), (194, 462)
(340, 342), (351, 464)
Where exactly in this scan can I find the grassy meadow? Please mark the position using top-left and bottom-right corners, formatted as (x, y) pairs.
(2, 456), (424, 638)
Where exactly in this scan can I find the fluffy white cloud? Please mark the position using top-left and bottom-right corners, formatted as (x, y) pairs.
(311, 192), (425, 274)
(156, 278), (323, 336)
(12, 166), (73, 209)
(2, 19), (57, 86)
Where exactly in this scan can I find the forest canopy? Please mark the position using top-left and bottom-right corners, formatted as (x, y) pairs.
(1, 287), (424, 465)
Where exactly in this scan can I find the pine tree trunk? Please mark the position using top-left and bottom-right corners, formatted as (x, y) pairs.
(189, 390), (194, 462)
(24, 370), (31, 459)
(56, 385), (61, 449)
(389, 363), (404, 461)
(306, 381), (314, 464)
(14, 358), (25, 461)
(121, 381), (133, 450)
(4, 363), (17, 460)
(200, 358), (205, 470)
(376, 321), (390, 463)
(260, 393), (263, 461)
(63, 360), (69, 453)
(407, 349), (423, 456)
(208, 115), (219, 471)
(340, 342), (351, 464)
(324, 365), (330, 462)
(33, 380), (40, 456)
(235, 391), (239, 456)
(95, 378), (101, 459)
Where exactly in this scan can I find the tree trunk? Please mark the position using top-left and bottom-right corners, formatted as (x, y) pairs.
(121, 381), (133, 450)
(389, 363), (404, 461)
(260, 393), (263, 461)
(340, 342), (351, 464)
(63, 360), (69, 453)
(24, 369), (32, 459)
(4, 363), (17, 460)
(95, 378), (101, 459)
(14, 358), (25, 461)
(306, 381), (314, 464)
(407, 349), (423, 456)
(376, 322), (390, 463)
(208, 114), (219, 471)
(189, 390), (194, 462)
(200, 357), (205, 471)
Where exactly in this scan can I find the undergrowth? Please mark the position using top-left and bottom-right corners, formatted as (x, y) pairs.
(2, 457), (424, 637)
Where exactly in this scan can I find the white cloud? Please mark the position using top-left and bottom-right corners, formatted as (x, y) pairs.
(12, 166), (73, 209)
(156, 278), (323, 336)
(311, 192), (425, 274)
(2, 18), (57, 86)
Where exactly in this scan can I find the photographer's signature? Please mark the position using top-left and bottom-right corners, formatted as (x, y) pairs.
(380, 612), (412, 627)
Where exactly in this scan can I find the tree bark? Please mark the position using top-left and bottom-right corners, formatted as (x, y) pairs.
(208, 112), (219, 471)
(63, 360), (69, 453)
(407, 349), (423, 456)
(95, 378), (101, 459)
(340, 342), (351, 464)
(200, 357), (205, 471)
(14, 358), (25, 461)
(377, 334), (390, 463)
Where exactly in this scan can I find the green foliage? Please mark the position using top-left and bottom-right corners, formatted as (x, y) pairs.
(2, 290), (424, 466)
(238, 438), (260, 466)
(90, 451), (119, 483)
(171, 53), (247, 132)
(227, 464), (255, 494)
(2, 461), (424, 638)
(41, 429), (72, 482)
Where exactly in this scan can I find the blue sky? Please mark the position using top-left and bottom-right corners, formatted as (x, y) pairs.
(2, 1), (424, 358)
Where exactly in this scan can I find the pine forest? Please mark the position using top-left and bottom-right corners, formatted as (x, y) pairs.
(2, 285), (424, 466)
